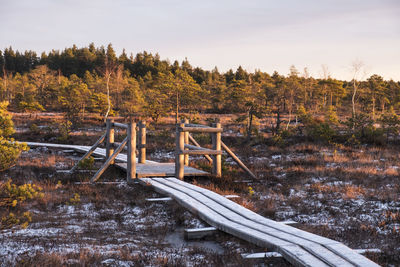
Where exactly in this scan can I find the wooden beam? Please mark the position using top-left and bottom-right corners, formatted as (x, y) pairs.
(112, 122), (128, 129)
(146, 197), (172, 202)
(184, 227), (217, 240)
(212, 122), (222, 177)
(221, 141), (257, 180)
(69, 133), (106, 172)
(184, 123), (211, 128)
(91, 137), (128, 182)
(127, 121), (136, 182)
(175, 122), (185, 179)
(106, 119), (115, 164)
(181, 149), (223, 155)
(188, 134), (213, 163)
(138, 121), (146, 164)
(241, 252), (283, 259)
(183, 119), (189, 166)
(179, 127), (223, 133)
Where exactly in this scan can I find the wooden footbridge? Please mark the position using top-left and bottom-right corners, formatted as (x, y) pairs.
(26, 119), (379, 267)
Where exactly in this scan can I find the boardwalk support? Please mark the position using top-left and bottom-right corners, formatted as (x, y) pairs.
(176, 119), (256, 179)
(175, 119), (223, 179)
(71, 118), (146, 183)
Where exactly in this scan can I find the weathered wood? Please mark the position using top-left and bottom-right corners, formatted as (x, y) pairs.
(184, 123), (211, 128)
(184, 227), (217, 240)
(212, 122), (222, 177)
(106, 119), (115, 164)
(127, 121), (136, 181)
(140, 178), (330, 267)
(184, 144), (208, 151)
(69, 133), (106, 172)
(157, 178), (352, 267)
(179, 126), (223, 133)
(115, 162), (209, 177)
(181, 149), (223, 155)
(138, 121), (146, 164)
(146, 197), (172, 202)
(175, 122), (185, 179)
(91, 137), (128, 182)
(163, 177), (380, 267)
(188, 134), (213, 163)
(224, 195), (240, 199)
(221, 141), (257, 180)
(183, 119), (189, 166)
(241, 252), (283, 259)
(112, 122), (128, 129)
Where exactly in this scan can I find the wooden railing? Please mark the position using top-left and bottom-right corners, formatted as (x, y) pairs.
(175, 119), (257, 180)
(70, 118), (147, 183)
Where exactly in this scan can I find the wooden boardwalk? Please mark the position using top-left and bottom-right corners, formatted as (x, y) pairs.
(140, 177), (379, 267)
(26, 142), (209, 177)
(25, 141), (380, 266)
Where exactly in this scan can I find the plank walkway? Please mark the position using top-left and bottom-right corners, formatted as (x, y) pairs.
(25, 142), (208, 177)
(25, 142), (380, 266)
(139, 177), (380, 267)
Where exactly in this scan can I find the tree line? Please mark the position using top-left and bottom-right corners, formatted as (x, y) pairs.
(1, 44), (400, 136)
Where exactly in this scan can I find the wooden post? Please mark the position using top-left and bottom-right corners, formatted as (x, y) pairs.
(183, 119), (189, 166)
(175, 122), (185, 180)
(138, 121), (146, 164)
(106, 119), (115, 164)
(212, 120), (222, 177)
(127, 120), (136, 182)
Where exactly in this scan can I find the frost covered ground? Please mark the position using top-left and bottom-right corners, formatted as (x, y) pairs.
(244, 144), (400, 265)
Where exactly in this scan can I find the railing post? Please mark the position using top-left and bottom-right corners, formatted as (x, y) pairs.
(138, 121), (146, 164)
(212, 120), (222, 178)
(183, 119), (189, 166)
(106, 118), (115, 164)
(127, 119), (136, 182)
(175, 122), (185, 180)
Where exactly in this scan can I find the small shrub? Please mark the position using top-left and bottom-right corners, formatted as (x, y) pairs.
(0, 180), (43, 229)
(69, 193), (81, 205)
(78, 156), (95, 170)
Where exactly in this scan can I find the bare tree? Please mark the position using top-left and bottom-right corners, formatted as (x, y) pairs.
(350, 60), (365, 118)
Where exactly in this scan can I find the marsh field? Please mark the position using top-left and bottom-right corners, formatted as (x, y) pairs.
(0, 113), (399, 266)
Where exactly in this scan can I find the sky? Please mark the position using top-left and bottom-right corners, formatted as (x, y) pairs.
(1, 0), (399, 80)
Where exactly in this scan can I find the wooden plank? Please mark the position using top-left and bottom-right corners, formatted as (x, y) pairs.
(184, 227), (217, 239)
(156, 178), (351, 267)
(188, 134), (213, 163)
(179, 127), (223, 133)
(184, 144), (208, 151)
(181, 149), (223, 155)
(165, 178), (379, 266)
(146, 197), (172, 202)
(325, 243), (380, 267)
(184, 123), (211, 128)
(91, 137), (128, 182)
(241, 252), (283, 259)
(112, 122), (128, 129)
(166, 178), (339, 246)
(139, 178), (329, 267)
(116, 163), (209, 177)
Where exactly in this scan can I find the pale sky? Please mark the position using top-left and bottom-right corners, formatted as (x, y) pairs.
(1, 0), (399, 80)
